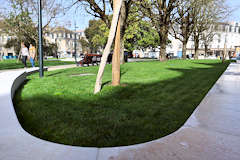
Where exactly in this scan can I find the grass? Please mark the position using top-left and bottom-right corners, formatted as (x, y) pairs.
(14, 60), (230, 147)
(0, 59), (75, 70)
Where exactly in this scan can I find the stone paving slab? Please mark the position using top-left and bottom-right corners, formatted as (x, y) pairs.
(98, 127), (240, 160)
(0, 69), (98, 160)
(97, 63), (240, 160)
(0, 63), (240, 160)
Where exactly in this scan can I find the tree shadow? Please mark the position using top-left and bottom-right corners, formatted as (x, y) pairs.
(47, 71), (66, 77)
(13, 61), (229, 147)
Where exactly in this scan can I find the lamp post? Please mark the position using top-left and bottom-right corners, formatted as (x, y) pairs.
(74, 21), (78, 66)
(38, 0), (44, 77)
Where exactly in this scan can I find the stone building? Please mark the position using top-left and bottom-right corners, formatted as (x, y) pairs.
(0, 22), (85, 59)
(171, 21), (240, 59)
(0, 21), (16, 58)
(44, 27), (85, 58)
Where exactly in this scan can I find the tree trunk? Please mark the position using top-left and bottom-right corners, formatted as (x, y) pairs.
(222, 43), (227, 63)
(182, 42), (187, 59)
(112, 15), (121, 86)
(158, 25), (169, 62)
(194, 48), (199, 60)
(194, 34), (200, 60)
(204, 44), (208, 56)
(119, 1), (127, 65)
(120, 37), (125, 64)
(160, 42), (167, 61)
(94, 0), (123, 94)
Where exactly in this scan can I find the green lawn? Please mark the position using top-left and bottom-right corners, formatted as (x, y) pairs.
(14, 60), (229, 147)
(0, 59), (75, 70)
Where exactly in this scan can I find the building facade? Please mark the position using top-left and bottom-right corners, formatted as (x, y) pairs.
(184, 21), (239, 59)
(134, 21), (240, 59)
(44, 27), (85, 58)
(0, 23), (85, 59)
(0, 22), (16, 58)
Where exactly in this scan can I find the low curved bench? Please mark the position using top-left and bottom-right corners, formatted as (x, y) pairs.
(1, 64), (240, 160)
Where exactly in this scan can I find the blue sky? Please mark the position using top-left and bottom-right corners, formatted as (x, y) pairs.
(1, 0), (240, 30)
(68, 0), (240, 30)
(227, 0), (240, 22)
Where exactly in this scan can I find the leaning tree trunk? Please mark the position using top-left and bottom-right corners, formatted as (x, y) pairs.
(94, 0), (123, 94)
(182, 41), (187, 59)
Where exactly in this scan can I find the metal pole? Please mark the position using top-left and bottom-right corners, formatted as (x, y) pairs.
(74, 22), (78, 66)
(38, 0), (44, 77)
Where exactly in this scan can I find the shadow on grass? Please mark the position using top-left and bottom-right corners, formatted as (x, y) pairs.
(47, 71), (66, 77)
(13, 61), (229, 147)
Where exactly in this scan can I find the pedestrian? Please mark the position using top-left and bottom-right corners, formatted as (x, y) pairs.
(20, 42), (29, 68)
(29, 44), (36, 67)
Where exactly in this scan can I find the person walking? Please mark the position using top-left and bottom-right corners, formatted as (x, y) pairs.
(29, 44), (36, 67)
(20, 42), (29, 68)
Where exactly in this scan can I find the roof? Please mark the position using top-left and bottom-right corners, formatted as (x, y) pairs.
(46, 26), (74, 34)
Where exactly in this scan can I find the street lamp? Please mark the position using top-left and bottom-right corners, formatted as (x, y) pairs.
(38, 0), (44, 77)
(74, 21), (79, 66)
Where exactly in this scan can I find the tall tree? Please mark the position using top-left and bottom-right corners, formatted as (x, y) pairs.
(172, 0), (196, 59)
(78, 0), (134, 64)
(79, 37), (90, 53)
(84, 19), (108, 53)
(124, 20), (160, 53)
(84, 18), (160, 54)
(0, 0), (64, 56)
(140, 0), (180, 61)
(94, 0), (123, 93)
(192, 0), (228, 59)
(78, 0), (134, 87)
(201, 25), (215, 56)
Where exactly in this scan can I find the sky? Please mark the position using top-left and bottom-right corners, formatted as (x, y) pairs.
(65, 0), (240, 30)
(227, 0), (240, 22)
(1, 0), (240, 31)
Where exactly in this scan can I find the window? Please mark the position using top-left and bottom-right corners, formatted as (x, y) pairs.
(218, 34), (221, 43)
(229, 25), (232, 32)
(222, 25), (225, 32)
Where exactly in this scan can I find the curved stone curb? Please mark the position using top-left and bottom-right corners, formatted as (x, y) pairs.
(0, 69), (98, 160)
(1, 64), (240, 160)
